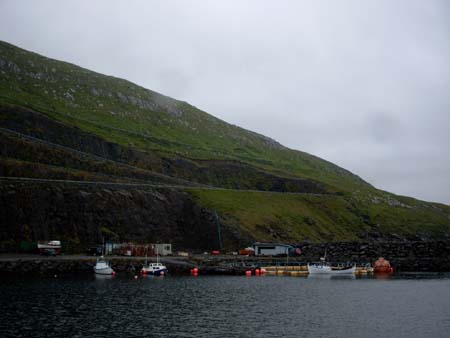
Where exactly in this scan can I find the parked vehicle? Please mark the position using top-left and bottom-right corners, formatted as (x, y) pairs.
(37, 240), (61, 255)
(40, 248), (57, 256)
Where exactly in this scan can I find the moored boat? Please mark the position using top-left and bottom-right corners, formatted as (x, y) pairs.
(94, 256), (115, 275)
(141, 247), (168, 276)
(141, 262), (168, 276)
(307, 263), (356, 274)
(308, 249), (356, 275)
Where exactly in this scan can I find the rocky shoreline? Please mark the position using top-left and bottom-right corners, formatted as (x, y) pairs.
(1, 239), (450, 275)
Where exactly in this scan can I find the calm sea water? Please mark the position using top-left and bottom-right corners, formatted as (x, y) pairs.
(1, 273), (450, 338)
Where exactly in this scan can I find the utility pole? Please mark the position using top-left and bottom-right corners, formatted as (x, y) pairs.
(213, 210), (223, 250)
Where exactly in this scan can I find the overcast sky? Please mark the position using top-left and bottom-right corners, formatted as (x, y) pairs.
(1, 0), (449, 204)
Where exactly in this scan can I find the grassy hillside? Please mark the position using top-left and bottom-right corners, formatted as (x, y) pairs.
(189, 189), (450, 244)
(0, 40), (369, 193)
(0, 39), (449, 245)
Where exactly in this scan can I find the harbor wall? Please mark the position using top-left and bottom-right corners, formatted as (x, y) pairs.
(1, 239), (450, 275)
(0, 257), (195, 275)
(298, 240), (450, 272)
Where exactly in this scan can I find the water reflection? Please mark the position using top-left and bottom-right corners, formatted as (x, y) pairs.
(94, 274), (115, 280)
(308, 274), (356, 280)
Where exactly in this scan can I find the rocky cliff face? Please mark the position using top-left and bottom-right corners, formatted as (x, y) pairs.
(0, 181), (249, 252)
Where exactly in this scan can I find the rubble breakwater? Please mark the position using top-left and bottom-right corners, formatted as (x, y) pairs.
(298, 240), (450, 272)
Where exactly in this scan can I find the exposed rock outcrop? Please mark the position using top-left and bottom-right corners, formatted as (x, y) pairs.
(0, 181), (240, 252)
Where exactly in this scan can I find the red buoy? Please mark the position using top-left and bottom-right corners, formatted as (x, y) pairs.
(374, 257), (393, 273)
(245, 270), (252, 276)
(260, 268), (266, 275)
(255, 269), (260, 276)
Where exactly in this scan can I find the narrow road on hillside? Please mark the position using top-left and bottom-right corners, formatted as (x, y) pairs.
(0, 176), (332, 196)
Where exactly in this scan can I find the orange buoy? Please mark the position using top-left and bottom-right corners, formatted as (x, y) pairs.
(255, 269), (260, 276)
(374, 257), (393, 273)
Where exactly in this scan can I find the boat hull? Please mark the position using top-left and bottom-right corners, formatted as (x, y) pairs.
(94, 267), (114, 275)
(141, 268), (168, 276)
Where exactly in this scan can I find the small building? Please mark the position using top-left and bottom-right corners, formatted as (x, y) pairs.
(253, 242), (294, 256)
(153, 243), (172, 256)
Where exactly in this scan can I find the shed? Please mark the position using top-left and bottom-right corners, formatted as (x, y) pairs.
(253, 242), (294, 256)
(153, 243), (172, 256)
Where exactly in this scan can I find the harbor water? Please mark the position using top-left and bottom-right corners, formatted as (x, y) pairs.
(1, 273), (450, 338)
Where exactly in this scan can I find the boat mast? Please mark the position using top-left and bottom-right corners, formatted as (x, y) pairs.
(145, 245), (148, 266)
(102, 236), (105, 257)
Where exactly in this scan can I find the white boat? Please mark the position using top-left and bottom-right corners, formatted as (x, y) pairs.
(94, 256), (115, 275)
(141, 247), (168, 276)
(141, 262), (168, 276)
(307, 249), (355, 275)
(307, 263), (356, 274)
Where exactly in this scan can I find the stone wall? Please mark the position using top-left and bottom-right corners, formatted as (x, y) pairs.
(299, 241), (450, 272)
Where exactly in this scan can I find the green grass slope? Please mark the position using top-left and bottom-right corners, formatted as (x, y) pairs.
(190, 189), (450, 243)
(0, 40), (368, 193)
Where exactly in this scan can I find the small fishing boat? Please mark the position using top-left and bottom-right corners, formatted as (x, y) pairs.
(94, 256), (115, 275)
(141, 247), (168, 276)
(307, 249), (355, 274)
(307, 263), (356, 274)
(93, 238), (115, 275)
